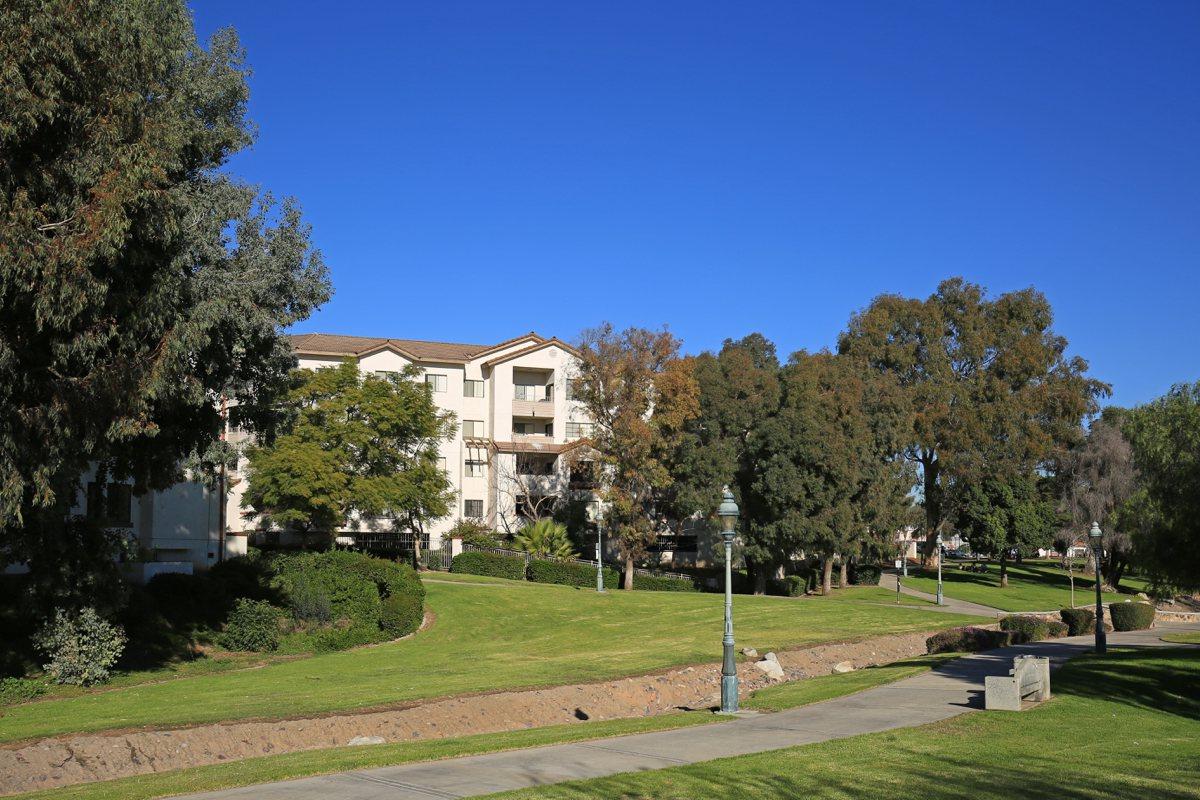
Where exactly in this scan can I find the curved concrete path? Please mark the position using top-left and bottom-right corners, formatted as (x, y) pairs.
(878, 570), (1005, 617)
(180, 623), (1199, 800)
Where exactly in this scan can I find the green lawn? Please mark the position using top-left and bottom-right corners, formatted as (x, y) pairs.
(0, 576), (983, 743)
(743, 653), (961, 711)
(901, 561), (1150, 611)
(490, 648), (1200, 800)
(1161, 631), (1200, 645)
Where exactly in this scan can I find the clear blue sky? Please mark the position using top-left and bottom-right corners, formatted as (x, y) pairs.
(191, 1), (1198, 409)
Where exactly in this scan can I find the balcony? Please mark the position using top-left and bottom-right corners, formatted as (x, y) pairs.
(512, 398), (555, 418)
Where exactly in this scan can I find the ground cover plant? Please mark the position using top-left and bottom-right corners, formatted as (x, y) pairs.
(490, 649), (1200, 800)
(0, 575), (984, 742)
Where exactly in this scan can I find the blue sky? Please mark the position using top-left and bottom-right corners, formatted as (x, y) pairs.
(192, 1), (1199, 409)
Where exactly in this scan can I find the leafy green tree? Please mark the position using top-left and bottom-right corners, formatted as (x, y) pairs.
(243, 363), (455, 550)
(1, 2), (329, 605)
(666, 334), (782, 591)
(956, 474), (1059, 586)
(572, 324), (699, 589)
(838, 278), (1105, 565)
(513, 519), (577, 560)
(748, 352), (913, 594)
(1121, 382), (1200, 591)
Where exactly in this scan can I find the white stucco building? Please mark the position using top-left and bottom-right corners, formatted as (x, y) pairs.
(224, 331), (600, 552)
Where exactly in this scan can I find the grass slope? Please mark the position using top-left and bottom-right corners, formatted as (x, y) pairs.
(0, 577), (982, 742)
(901, 561), (1149, 611)
(490, 649), (1200, 800)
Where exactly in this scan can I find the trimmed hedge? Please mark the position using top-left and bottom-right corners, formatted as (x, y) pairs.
(999, 615), (1051, 643)
(926, 626), (1015, 654)
(380, 592), (424, 637)
(770, 575), (808, 597)
(1046, 620), (1069, 638)
(1109, 601), (1156, 631)
(1060, 607), (1096, 636)
(848, 563), (883, 586)
(527, 558), (619, 589)
(630, 572), (698, 592)
(451, 551), (527, 580)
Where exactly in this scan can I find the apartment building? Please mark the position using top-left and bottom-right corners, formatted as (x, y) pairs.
(225, 331), (600, 551)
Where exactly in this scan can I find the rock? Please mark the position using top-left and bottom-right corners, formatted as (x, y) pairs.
(753, 659), (786, 681)
(1137, 592), (1149, 600)
(762, 651), (779, 663)
(741, 647), (758, 658)
(347, 736), (385, 746)
(832, 661), (855, 674)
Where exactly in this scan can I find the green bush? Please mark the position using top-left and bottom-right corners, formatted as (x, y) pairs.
(630, 572), (698, 592)
(208, 555), (278, 603)
(999, 615), (1052, 643)
(0, 677), (46, 706)
(272, 552), (385, 626)
(1060, 607), (1096, 636)
(447, 520), (505, 549)
(308, 623), (385, 653)
(768, 575), (807, 597)
(848, 563), (882, 586)
(1108, 601), (1156, 631)
(926, 626), (1014, 654)
(452, 551), (527, 580)
(35, 607), (127, 685)
(1046, 620), (1069, 638)
(145, 572), (228, 629)
(218, 599), (281, 652)
(527, 558), (619, 588)
(380, 592), (424, 637)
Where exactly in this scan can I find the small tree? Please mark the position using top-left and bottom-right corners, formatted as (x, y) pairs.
(243, 362), (455, 552)
(956, 474), (1058, 587)
(572, 325), (699, 589)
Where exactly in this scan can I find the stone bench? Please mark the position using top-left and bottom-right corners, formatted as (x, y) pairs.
(984, 655), (1050, 711)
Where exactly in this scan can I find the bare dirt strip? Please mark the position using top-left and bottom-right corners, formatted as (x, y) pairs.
(1, 630), (938, 795)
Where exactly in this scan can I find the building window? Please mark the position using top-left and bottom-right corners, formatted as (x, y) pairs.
(86, 482), (132, 527)
(517, 455), (555, 475)
(462, 419), (485, 438)
(464, 499), (484, 518)
(544, 422), (553, 437)
(437, 456), (448, 474)
(464, 379), (485, 398)
(425, 373), (447, 393)
(513, 422), (529, 435)
(465, 459), (486, 477)
(514, 384), (535, 401)
(376, 370), (401, 381)
(565, 421), (595, 439)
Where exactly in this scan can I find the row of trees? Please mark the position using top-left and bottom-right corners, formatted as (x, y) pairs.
(570, 279), (1191, 596)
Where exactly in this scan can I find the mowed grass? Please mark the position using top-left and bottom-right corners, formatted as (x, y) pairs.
(490, 649), (1200, 800)
(1161, 631), (1200, 645)
(0, 576), (983, 743)
(901, 561), (1149, 611)
(743, 653), (961, 711)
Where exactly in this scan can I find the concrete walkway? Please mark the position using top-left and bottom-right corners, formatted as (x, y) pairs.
(878, 570), (1005, 617)
(181, 623), (1198, 800)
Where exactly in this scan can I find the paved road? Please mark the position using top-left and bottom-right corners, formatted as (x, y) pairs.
(877, 570), (1005, 617)
(182, 623), (1198, 800)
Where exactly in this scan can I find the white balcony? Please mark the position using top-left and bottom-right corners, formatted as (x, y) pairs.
(512, 399), (555, 418)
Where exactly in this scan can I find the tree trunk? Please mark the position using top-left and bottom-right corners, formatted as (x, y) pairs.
(624, 554), (634, 590)
(753, 567), (767, 596)
(999, 552), (1009, 588)
(921, 455), (941, 567)
(838, 559), (848, 589)
(821, 557), (833, 596)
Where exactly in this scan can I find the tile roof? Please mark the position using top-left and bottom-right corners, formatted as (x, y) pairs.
(290, 332), (544, 363)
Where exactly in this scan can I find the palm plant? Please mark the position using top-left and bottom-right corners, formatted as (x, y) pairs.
(513, 519), (578, 560)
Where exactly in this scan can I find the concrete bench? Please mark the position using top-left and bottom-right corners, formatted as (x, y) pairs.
(984, 655), (1050, 711)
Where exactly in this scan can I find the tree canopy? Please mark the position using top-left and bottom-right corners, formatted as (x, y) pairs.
(1, 1), (329, 603)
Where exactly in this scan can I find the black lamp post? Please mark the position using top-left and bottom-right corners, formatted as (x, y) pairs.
(718, 486), (740, 713)
(1089, 522), (1107, 654)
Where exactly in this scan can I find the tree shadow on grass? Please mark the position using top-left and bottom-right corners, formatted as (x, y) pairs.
(1052, 647), (1200, 721)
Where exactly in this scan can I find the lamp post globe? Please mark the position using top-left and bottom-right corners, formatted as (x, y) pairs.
(1089, 522), (1107, 654)
(717, 486), (740, 713)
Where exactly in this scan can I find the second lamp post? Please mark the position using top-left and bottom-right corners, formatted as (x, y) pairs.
(718, 486), (740, 714)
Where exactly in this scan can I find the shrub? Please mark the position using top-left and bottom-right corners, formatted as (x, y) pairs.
(926, 626), (1014, 655)
(848, 563), (882, 586)
(284, 573), (334, 622)
(308, 623), (385, 653)
(1060, 607), (1095, 636)
(630, 572), (698, 592)
(0, 677), (46, 706)
(380, 592), (424, 637)
(208, 555), (278, 603)
(145, 573), (227, 629)
(527, 558), (620, 588)
(310, 550), (426, 602)
(513, 519), (578, 560)
(35, 607), (127, 686)
(768, 575), (808, 597)
(999, 615), (1051, 644)
(447, 519), (504, 549)
(218, 599), (281, 652)
(1108, 601), (1156, 631)
(272, 552), (384, 626)
(452, 551), (527, 580)
(1046, 620), (1069, 638)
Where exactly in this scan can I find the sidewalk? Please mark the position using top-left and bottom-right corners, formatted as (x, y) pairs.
(181, 623), (1198, 800)
(878, 570), (1005, 617)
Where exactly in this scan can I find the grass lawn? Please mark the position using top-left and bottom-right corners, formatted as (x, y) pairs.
(489, 648), (1200, 800)
(6, 648), (966, 800)
(901, 560), (1150, 611)
(1161, 631), (1200, 645)
(0, 576), (984, 743)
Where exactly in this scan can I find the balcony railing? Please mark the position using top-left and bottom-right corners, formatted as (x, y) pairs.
(512, 399), (555, 418)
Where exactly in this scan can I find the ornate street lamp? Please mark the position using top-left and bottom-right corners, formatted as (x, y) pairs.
(935, 532), (945, 606)
(717, 486), (740, 713)
(1089, 522), (1107, 654)
(589, 501), (605, 594)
